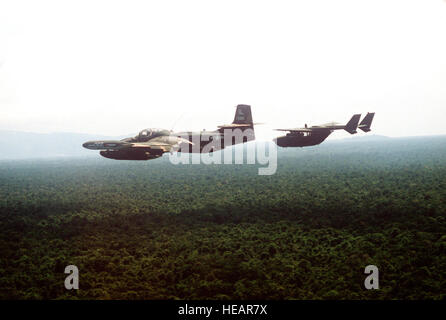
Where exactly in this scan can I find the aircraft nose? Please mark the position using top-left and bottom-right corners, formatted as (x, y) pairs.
(82, 141), (93, 149)
(273, 137), (284, 147)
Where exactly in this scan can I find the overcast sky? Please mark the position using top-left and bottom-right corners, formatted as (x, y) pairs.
(0, 0), (445, 140)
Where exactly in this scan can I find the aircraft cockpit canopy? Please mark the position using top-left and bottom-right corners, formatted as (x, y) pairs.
(137, 128), (170, 141)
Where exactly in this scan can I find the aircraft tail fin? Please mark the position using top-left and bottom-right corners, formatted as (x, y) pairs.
(358, 112), (375, 132)
(217, 104), (255, 144)
(232, 104), (253, 125)
(218, 104), (255, 131)
(344, 114), (361, 134)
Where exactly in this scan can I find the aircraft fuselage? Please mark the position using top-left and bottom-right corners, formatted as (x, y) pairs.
(274, 130), (332, 147)
(175, 127), (254, 153)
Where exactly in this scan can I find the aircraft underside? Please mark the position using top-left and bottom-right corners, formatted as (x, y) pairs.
(274, 131), (331, 147)
(100, 149), (163, 160)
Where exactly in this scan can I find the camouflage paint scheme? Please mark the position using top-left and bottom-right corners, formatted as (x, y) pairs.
(82, 105), (255, 160)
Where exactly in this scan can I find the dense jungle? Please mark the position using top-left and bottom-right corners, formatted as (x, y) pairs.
(0, 136), (445, 299)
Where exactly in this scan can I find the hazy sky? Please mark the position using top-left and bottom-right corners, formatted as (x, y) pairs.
(0, 0), (445, 140)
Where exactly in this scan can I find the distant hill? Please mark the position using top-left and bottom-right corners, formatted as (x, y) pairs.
(329, 134), (391, 143)
(0, 131), (123, 159)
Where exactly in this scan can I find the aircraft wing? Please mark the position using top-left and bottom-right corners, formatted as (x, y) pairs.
(130, 137), (193, 152)
(130, 142), (174, 152)
(274, 128), (313, 133)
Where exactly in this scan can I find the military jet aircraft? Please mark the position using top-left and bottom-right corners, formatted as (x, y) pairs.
(82, 104), (255, 160)
(273, 112), (375, 148)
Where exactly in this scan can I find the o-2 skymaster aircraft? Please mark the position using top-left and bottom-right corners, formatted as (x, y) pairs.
(273, 112), (375, 147)
(82, 104), (255, 160)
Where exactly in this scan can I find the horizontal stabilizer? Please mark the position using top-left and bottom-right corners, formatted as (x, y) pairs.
(274, 128), (312, 133)
(218, 123), (253, 129)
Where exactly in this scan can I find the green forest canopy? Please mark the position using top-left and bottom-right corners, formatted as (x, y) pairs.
(0, 136), (445, 299)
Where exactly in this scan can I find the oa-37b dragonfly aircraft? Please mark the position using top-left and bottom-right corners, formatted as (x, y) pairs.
(273, 112), (375, 147)
(82, 104), (255, 160)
